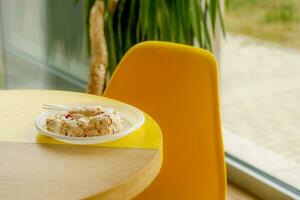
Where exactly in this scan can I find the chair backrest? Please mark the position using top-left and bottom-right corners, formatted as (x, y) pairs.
(104, 41), (226, 199)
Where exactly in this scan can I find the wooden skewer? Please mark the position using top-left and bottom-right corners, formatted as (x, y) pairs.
(43, 104), (69, 111)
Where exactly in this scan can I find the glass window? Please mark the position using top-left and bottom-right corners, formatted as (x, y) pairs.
(222, 0), (300, 192)
(0, 0), (88, 91)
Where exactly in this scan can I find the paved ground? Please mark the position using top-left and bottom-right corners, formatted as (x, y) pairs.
(221, 34), (300, 188)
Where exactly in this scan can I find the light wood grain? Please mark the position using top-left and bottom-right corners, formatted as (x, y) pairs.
(0, 90), (163, 199)
(89, 149), (161, 200)
(0, 142), (160, 199)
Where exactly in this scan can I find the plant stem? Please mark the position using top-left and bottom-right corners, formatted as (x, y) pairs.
(87, 0), (108, 95)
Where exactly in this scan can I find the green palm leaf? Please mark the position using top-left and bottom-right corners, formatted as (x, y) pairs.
(84, 0), (225, 74)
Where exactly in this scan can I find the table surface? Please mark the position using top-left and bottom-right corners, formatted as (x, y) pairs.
(0, 90), (163, 200)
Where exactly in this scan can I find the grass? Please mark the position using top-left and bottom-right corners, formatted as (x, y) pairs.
(225, 0), (300, 49)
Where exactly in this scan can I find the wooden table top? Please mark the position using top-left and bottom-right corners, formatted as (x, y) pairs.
(0, 90), (163, 200)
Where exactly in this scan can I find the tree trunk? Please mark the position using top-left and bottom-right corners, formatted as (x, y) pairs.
(87, 0), (107, 95)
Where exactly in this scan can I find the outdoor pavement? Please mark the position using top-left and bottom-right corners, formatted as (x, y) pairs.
(221, 34), (300, 188)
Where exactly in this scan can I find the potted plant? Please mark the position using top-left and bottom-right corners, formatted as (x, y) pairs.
(85, 0), (225, 95)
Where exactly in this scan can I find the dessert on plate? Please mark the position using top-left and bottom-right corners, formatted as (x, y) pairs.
(46, 106), (122, 137)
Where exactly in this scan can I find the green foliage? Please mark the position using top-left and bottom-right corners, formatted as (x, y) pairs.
(86, 0), (224, 74)
(225, 0), (300, 49)
(265, 3), (295, 23)
(226, 0), (298, 24)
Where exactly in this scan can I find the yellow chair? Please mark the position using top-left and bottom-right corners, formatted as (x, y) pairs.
(104, 41), (226, 199)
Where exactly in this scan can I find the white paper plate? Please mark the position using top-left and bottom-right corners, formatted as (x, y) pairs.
(35, 100), (145, 144)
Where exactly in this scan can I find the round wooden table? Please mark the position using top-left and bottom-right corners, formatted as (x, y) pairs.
(0, 90), (163, 199)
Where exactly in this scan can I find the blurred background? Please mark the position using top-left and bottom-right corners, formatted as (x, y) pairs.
(222, 0), (300, 196)
(0, 0), (299, 199)
(0, 0), (88, 90)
